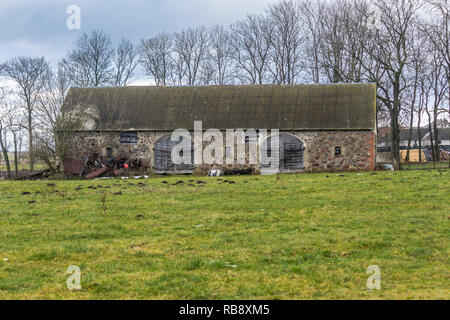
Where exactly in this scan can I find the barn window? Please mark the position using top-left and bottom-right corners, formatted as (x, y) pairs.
(335, 146), (342, 156)
(119, 132), (138, 144)
(106, 147), (113, 158)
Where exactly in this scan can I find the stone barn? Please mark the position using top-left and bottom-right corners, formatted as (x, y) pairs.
(63, 84), (376, 174)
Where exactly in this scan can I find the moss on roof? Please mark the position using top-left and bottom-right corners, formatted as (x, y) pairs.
(64, 84), (376, 131)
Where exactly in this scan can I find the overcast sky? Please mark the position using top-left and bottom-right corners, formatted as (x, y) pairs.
(0, 0), (274, 84)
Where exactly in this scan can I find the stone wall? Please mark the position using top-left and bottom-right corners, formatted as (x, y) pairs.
(66, 130), (376, 173)
(290, 131), (376, 172)
(66, 131), (169, 167)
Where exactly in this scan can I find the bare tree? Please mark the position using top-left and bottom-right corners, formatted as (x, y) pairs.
(318, 0), (348, 83)
(2, 56), (51, 171)
(299, 0), (325, 83)
(0, 87), (23, 178)
(267, 0), (305, 84)
(173, 26), (210, 85)
(112, 39), (139, 86)
(198, 58), (216, 85)
(205, 25), (234, 85)
(140, 33), (174, 86)
(229, 14), (272, 84)
(0, 87), (12, 179)
(0, 126), (11, 179)
(405, 24), (427, 163)
(422, 0), (450, 161)
(4, 102), (24, 177)
(171, 50), (187, 85)
(35, 62), (85, 171)
(423, 0), (449, 115)
(63, 30), (115, 87)
(316, 0), (369, 83)
(353, 0), (422, 169)
(10, 126), (22, 176)
(426, 43), (448, 161)
(416, 75), (429, 161)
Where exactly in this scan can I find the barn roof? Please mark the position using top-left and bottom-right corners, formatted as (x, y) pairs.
(64, 84), (376, 131)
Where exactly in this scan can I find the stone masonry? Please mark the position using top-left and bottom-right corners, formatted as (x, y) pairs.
(66, 130), (376, 173)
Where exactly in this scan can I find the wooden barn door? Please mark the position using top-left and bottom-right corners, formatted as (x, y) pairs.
(154, 136), (194, 173)
(154, 136), (175, 172)
(281, 134), (304, 171)
(262, 134), (304, 172)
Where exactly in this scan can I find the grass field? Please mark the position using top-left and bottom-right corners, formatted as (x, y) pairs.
(0, 170), (448, 299)
(403, 161), (449, 170)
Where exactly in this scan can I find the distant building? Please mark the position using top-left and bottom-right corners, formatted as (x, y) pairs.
(377, 128), (450, 151)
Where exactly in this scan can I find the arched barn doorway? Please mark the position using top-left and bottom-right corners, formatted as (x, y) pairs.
(263, 134), (304, 172)
(153, 135), (194, 174)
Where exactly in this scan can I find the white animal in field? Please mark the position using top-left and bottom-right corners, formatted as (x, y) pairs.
(208, 169), (224, 177)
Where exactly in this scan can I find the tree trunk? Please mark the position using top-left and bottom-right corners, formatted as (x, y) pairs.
(0, 130), (11, 179)
(407, 73), (419, 166)
(406, 122), (413, 165)
(427, 117), (435, 163)
(391, 76), (402, 170)
(28, 113), (34, 171)
(391, 116), (401, 170)
(417, 113), (422, 162)
(18, 135), (22, 166)
(433, 119), (440, 162)
(12, 131), (19, 177)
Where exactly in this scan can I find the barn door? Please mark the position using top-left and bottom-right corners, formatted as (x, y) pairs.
(262, 134), (303, 172)
(279, 136), (285, 166)
(154, 136), (175, 172)
(282, 134), (303, 171)
(154, 136), (194, 173)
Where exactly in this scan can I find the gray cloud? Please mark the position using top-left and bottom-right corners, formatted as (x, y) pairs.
(0, 0), (274, 66)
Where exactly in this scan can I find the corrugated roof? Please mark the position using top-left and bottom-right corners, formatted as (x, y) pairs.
(64, 84), (376, 131)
